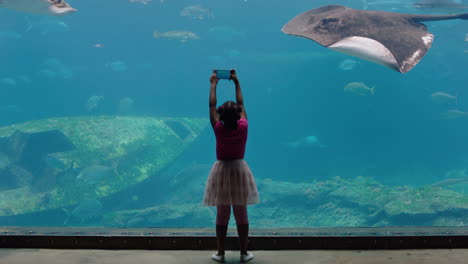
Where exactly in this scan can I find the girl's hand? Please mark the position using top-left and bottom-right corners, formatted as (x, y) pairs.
(230, 70), (239, 84)
(210, 73), (219, 84)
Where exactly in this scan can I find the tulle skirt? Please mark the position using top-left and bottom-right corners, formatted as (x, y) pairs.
(203, 159), (260, 206)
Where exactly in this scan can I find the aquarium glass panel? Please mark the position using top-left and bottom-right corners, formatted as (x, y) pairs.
(0, 0), (467, 228)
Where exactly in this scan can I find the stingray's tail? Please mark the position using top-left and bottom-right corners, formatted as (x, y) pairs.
(413, 13), (468, 22)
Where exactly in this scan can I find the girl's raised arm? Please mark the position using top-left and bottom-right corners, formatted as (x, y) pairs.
(209, 72), (220, 128)
(231, 70), (247, 120)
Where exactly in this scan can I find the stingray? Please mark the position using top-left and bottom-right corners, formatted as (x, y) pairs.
(0, 0), (76, 16)
(281, 5), (468, 73)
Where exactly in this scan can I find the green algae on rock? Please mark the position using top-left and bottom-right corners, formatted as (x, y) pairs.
(0, 116), (208, 216)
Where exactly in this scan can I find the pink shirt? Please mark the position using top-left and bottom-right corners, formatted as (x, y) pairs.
(214, 118), (248, 160)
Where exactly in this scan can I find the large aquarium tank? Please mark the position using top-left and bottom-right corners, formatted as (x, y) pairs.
(0, 0), (467, 228)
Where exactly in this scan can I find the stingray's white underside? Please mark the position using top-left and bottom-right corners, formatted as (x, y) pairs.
(328, 36), (400, 72)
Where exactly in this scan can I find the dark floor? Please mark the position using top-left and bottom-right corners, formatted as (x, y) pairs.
(0, 249), (467, 264)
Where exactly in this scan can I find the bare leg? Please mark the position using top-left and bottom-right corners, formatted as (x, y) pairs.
(233, 205), (249, 255)
(216, 205), (231, 255)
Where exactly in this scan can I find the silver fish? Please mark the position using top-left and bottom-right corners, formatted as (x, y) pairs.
(85, 96), (104, 112)
(440, 109), (468, 119)
(339, 59), (359, 71)
(129, 0), (152, 5)
(431, 92), (457, 104)
(153, 30), (200, 42)
(432, 177), (468, 187)
(106, 60), (128, 72)
(75, 164), (117, 185)
(180, 4), (213, 20)
(344, 82), (375, 96)
(0, 0), (76, 16)
(285, 135), (327, 149)
(42, 153), (69, 171)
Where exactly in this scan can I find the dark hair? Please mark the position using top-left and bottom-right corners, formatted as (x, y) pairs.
(217, 101), (242, 129)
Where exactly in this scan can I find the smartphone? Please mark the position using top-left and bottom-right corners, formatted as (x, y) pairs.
(213, 69), (233, 80)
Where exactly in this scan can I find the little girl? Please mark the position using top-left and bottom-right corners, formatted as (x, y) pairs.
(203, 70), (259, 263)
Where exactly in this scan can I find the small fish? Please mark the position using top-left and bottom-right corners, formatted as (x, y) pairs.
(431, 92), (457, 104)
(153, 30), (200, 42)
(106, 60), (128, 72)
(465, 33), (468, 41)
(93, 43), (104, 48)
(75, 163), (118, 185)
(285, 135), (327, 149)
(431, 177), (468, 187)
(129, 0), (152, 4)
(63, 199), (103, 225)
(440, 109), (468, 120)
(339, 59), (359, 71)
(344, 82), (375, 96)
(180, 4), (214, 20)
(85, 95), (104, 112)
(0, 0), (77, 16)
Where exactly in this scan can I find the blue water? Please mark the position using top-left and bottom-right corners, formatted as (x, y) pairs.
(0, 0), (467, 227)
